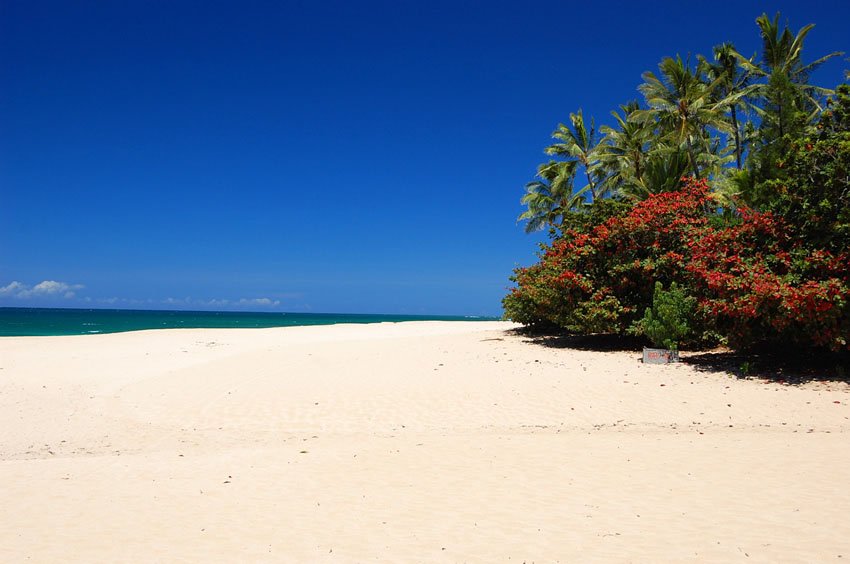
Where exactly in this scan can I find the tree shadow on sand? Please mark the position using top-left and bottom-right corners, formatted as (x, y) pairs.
(684, 349), (850, 385)
(508, 327), (850, 385)
(506, 326), (645, 352)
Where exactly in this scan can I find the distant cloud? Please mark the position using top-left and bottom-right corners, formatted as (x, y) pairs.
(0, 281), (27, 297)
(237, 297), (280, 307)
(160, 296), (282, 309)
(0, 281), (283, 310)
(0, 280), (84, 299)
(86, 296), (149, 306)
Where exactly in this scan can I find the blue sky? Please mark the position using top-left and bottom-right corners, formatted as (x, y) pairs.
(1, 1), (848, 316)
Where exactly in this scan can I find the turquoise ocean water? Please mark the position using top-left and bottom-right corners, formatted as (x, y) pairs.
(0, 308), (494, 337)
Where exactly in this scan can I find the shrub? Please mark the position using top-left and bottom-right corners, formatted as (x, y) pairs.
(686, 207), (850, 351)
(630, 282), (696, 350)
(504, 178), (712, 337)
(505, 176), (850, 351)
(759, 84), (850, 254)
(683, 87), (850, 351)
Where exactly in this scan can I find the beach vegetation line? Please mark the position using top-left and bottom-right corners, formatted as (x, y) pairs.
(506, 12), (849, 353)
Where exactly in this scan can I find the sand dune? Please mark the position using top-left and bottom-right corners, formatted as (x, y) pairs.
(1, 321), (849, 562)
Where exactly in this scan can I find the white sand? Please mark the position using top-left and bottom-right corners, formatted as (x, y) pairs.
(1, 321), (849, 562)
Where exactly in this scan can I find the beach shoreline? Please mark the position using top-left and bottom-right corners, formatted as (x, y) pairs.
(1, 320), (848, 562)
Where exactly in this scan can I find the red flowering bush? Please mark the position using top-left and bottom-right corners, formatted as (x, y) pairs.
(505, 177), (850, 351)
(687, 207), (850, 350)
(687, 84), (850, 351)
(504, 178), (712, 339)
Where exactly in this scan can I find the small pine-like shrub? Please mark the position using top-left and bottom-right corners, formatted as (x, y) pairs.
(630, 282), (696, 350)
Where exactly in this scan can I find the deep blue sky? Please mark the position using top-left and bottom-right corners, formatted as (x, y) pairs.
(1, 1), (848, 316)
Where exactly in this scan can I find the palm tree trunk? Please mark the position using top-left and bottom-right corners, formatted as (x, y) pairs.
(686, 137), (700, 178)
(731, 106), (742, 169)
(584, 169), (597, 202)
(634, 152), (642, 183)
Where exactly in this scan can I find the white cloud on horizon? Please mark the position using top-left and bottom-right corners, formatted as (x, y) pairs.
(81, 296), (153, 306)
(160, 296), (282, 309)
(0, 280), (84, 299)
(0, 281), (286, 311)
(237, 297), (280, 307)
(0, 281), (27, 297)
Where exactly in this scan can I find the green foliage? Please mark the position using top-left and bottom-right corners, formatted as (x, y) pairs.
(634, 146), (692, 197)
(632, 55), (739, 179)
(747, 84), (850, 250)
(734, 74), (810, 208)
(738, 13), (842, 113)
(732, 13), (843, 209)
(630, 282), (696, 350)
(518, 11), (842, 235)
(594, 101), (652, 198)
(701, 42), (755, 169)
(510, 14), (849, 353)
(821, 83), (850, 132)
(557, 198), (632, 235)
(546, 110), (605, 201)
(518, 160), (582, 233)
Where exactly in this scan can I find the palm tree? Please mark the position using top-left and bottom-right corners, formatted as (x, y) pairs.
(730, 13), (843, 208)
(700, 43), (757, 169)
(627, 145), (692, 200)
(544, 110), (603, 201)
(736, 13), (843, 117)
(593, 101), (653, 196)
(518, 160), (584, 233)
(632, 55), (737, 178)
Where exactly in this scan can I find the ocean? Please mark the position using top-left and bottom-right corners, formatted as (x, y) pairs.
(0, 307), (493, 337)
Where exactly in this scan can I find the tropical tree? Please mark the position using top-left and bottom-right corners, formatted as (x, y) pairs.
(629, 145), (693, 199)
(516, 12), (842, 229)
(736, 12), (843, 119)
(593, 101), (652, 197)
(631, 55), (741, 178)
(732, 14), (842, 208)
(544, 110), (604, 201)
(518, 160), (583, 232)
(700, 43), (757, 169)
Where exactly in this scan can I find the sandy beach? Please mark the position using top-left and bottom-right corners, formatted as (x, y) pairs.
(1, 320), (848, 562)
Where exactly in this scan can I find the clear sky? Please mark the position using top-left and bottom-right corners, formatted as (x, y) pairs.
(1, 1), (848, 316)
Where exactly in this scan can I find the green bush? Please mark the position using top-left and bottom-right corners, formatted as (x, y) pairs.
(759, 84), (850, 254)
(630, 282), (696, 350)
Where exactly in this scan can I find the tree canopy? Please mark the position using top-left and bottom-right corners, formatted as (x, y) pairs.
(509, 12), (849, 353)
(518, 11), (845, 232)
